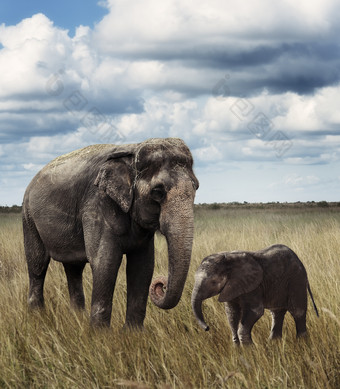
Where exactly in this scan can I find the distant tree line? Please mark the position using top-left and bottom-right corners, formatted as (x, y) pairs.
(0, 205), (22, 213)
(0, 201), (339, 214)
(195, 201), (340, 210)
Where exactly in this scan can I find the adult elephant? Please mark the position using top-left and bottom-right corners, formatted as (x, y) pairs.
(22, 138), (199, 327)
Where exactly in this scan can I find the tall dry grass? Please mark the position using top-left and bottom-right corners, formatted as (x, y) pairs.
(0, 208), (339, 388)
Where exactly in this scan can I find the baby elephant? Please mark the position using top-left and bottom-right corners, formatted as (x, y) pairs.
(192, 244), (318, 344)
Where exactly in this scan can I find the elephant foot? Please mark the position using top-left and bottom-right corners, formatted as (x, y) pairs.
(28, 296), (45, 310)
(232, 339), (241, 346)
(90, 319), (111, 328)
(269, 332), (282, 340)
(238, 330), (253, 345)
(238, 335), (253, 345)
(70, 297), (85, 311)
(231, 334), (240, 345)
(90, 304), (112, 328)
(122, 322), (144, 332)
(240, 340), (253, 346)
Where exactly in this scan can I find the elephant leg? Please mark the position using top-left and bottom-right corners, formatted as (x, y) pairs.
(63, 262), (86, 310)
(290, 310), (307, 338)
(90, 253), (123, 327)
(269, 309), (287, 339)
(23, 218), (50, 309)
(28, 259), (50, 309)
(83, 219), (124, 327)
(289, 287), (307, 338)
(238, 304), (264, 344)
(225, 301), (241, 344)
(125, 239), (155, 328)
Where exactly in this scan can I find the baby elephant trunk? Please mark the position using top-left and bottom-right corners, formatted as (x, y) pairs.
(191, 288), (210, 331)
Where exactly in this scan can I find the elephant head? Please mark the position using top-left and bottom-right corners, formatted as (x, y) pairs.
(95, 138), (199, 310)
(191, 252), (263, 330)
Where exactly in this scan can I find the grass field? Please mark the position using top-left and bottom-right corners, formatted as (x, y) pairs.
(0, 206), (339, 388)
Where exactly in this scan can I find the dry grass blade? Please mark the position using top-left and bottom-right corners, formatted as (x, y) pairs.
(0, 207), (339, 388)
(115, 379), (150, 388)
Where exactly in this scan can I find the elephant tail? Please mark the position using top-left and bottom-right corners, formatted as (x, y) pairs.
(307, 282), (319, 317)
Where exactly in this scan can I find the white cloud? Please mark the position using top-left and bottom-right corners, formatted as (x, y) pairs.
(193, 144), (223, 162)
(0, 14), (72, 98)
(273, 94), (320, 131)
(272, 86), (340, 132)
(96, 0), (335, 54)
(23, 163), (45, 171)
(269, 173), (321, 190)
(1, 2), (340, 205)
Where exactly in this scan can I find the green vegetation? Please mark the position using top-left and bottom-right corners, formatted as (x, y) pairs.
(1, 201), (340, 214)
(0, 205), (22, 213)
(0, 208), (339, 388)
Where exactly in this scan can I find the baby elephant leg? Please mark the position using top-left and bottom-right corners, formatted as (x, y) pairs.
(269, 309), (287, 339)
(225, 302), (241, 344)
(238, 304), (264, 344)
(290, 309), (307, 338)
(289, 290), (308, 338)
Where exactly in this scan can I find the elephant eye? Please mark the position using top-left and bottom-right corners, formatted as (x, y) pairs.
(150, 184), (166, 202)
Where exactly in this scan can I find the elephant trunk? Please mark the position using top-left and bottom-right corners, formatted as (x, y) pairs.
(191, 286), (210, 331)
(149, 180), (194, 310)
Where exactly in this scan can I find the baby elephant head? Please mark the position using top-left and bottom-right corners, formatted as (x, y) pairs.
(191, 252), (263, 331)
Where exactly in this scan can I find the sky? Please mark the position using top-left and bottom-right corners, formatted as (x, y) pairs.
(1, 0), (340, 205)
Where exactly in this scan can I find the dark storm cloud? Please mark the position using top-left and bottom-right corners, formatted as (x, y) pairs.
(160, 42), (340, 96)
(0, 115), (77, 143)
(118, 44), (282, 67)
(110, 39), (340, 99)
(259, 42), (340, 94)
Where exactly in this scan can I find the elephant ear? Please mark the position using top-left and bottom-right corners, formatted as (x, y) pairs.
(218, 253), (263, 302)
(94, 150), (134, 213)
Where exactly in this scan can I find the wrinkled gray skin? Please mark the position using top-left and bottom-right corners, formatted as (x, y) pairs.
(192, 244), (318, 344)
(23, 138), (198, 327)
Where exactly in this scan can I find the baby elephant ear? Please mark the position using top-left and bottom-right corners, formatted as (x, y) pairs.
(94, 153), (134, 213)
(218, 254), (263, 302)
